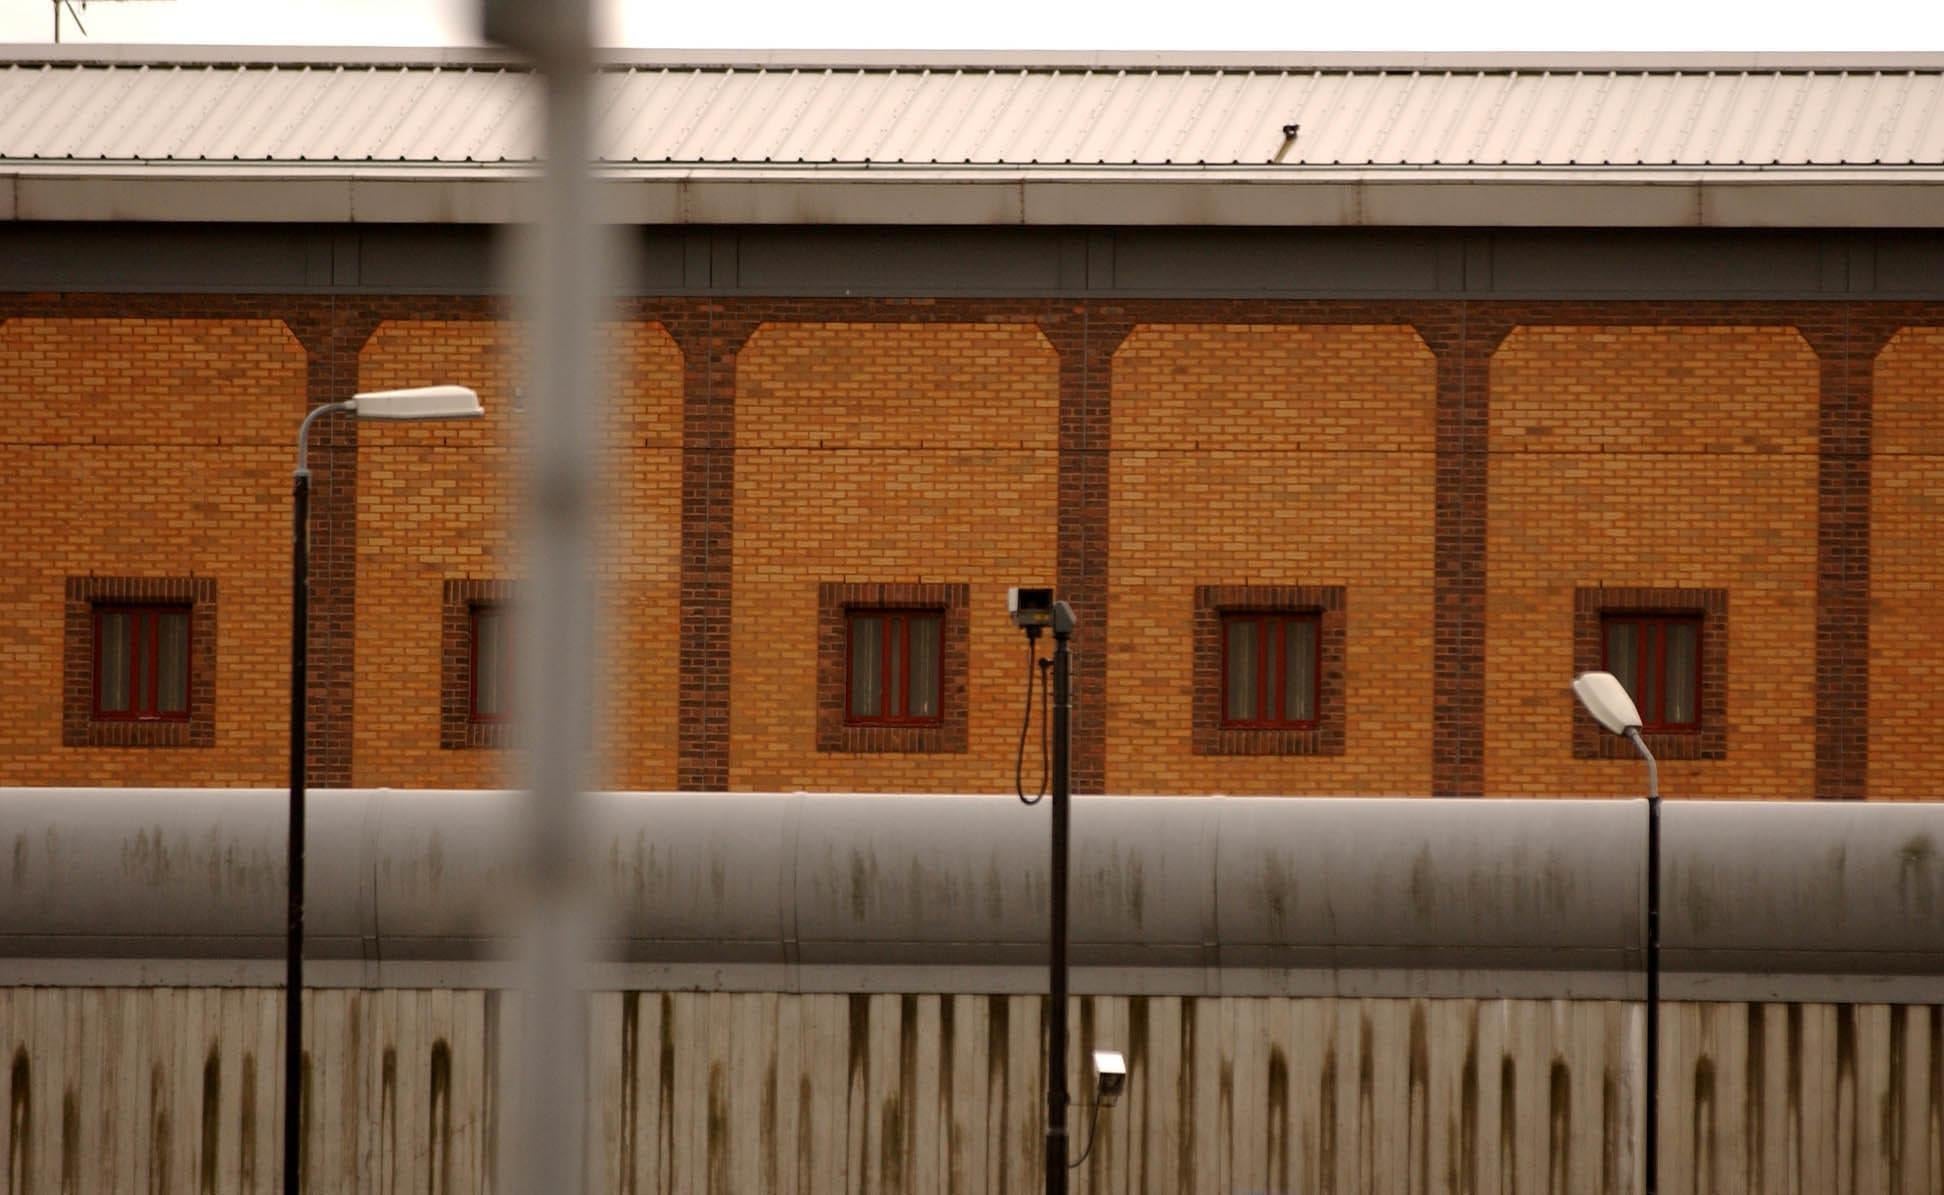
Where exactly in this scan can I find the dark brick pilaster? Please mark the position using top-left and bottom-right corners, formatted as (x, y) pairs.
(1414, 308), (1510, 797)
(284, 304), (380, 788)
(1799, 315), (1894, 800)
(666, 311), (759, 791)
(1040, 310), (1131, 796)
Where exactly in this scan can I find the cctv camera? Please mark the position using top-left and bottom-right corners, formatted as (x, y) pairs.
(1008, 586), (1055, 630)
(1092, 1050), (1126, 1107)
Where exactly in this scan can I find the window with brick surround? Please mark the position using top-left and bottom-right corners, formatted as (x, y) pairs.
(63, 576), (216, 748)
(818, 582), (969, 754)
(1602, 612), (1701, 731)
(93, 604), (192, 721)
(1221, 611), (1320, 729)
(846, 609), (943, 726)
(469, 603), (510, 725)
(443, 580), (516, 749)
(1574, 587), (1727, 761)
(1193, 585), (1346, 756)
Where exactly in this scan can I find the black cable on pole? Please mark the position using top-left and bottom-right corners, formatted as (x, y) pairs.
(1016, 632), (1049, 806)
(1067, 1099), (1105, 1169)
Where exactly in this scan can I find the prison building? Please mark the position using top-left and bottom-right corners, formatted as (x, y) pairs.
(3, 46), (1944, 1195)
(0, 49), (1942, 800)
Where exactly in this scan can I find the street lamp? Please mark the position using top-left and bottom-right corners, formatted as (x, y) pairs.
(1572, 670), (1659, 1195)
(286, 384), (482, 1195)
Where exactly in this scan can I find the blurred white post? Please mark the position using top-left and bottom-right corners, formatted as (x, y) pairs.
(480, 1), (602, 1191)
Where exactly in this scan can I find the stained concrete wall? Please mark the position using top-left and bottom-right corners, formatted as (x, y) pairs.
(5, 988), (1941, 1195)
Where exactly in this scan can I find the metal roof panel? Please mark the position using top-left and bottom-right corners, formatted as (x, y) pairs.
(3, 61), (1943, 171)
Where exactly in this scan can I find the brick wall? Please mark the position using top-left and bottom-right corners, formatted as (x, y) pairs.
(353, 319), (684, 790)
(1485, 326), (1821, 797)
(1108, 324), (1437, 794)
(1869, 327), (1944, 799)
(729, 321), (1060, 792)
(0, 317), (306, 785)
(0, 298), (1938, 799)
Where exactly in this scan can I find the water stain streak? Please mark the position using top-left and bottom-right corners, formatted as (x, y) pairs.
(9, 1050), (28, 1195)
(1546, 1059), (1569, 1195)
(429, 1039), (452, 1195)
(1745, 1004), (1765, 1193)
(1499, 1056), (1517, 1195)
(199, 1048), (220, 1195)
(1693, 1055), (1716, 1195)
(619, 992), (638, 1195)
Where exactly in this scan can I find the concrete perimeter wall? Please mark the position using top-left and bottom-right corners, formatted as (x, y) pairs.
(5, 988), (1941, 1195)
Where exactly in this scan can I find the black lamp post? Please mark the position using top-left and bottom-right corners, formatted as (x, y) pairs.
(285, 386), (481, 1195)
(1043, 600), (1076, 1195)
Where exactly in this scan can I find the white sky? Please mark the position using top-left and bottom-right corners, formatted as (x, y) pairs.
(1, 0), (1941, 51)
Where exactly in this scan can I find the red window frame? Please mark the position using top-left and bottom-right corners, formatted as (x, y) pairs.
(92, 603), (192, 722)
(1219, 610), (1322, 730)
(468, 603), (509, 725)
(1601, 611), (1703, 732)
(844, 608), (945, 727)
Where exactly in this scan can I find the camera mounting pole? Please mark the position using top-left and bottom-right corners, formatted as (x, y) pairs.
(1045, 599), (1075, 1195)
(1007, 586), (1081, 1195)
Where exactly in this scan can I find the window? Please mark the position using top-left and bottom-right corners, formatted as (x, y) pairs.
(1573, 587), (1727, 761)
(93, 604), (192, 721)
(469, 603), (510, 723)
(846, 609), (943, 725)
(1221, 611), (1319, 728)
(1193, 585), (1347, 756)
(63, 576), (216, 748)
(443, 579), (516, 749)
(1601, 612), (1700, 731)
(818, 582), (970, 754)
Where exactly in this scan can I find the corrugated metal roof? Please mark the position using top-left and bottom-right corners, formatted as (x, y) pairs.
(3, 60), (1943, 169)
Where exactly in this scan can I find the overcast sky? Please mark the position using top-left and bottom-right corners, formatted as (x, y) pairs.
(2, 0), (1941, 51)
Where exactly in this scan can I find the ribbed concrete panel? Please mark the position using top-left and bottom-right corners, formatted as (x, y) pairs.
(5, 988), (1940, 1194)
(4, 62), (1943, 167)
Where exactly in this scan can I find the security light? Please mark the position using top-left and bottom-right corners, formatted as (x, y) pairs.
(1572, 671), (1642, 737)
(1092, 1050), (1126, 1107)
(348, 385), (484, 421)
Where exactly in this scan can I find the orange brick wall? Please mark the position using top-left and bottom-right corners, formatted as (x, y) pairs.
(0, 318), (306, 785)
(1485, 326), (1821, 797)
(1869, 328), (1944, 799)
(354, 319), (684, 790)
(1108, 324), (1437, 794)
(0, 307), (1929, 800)
(729, 322), (1059, 791)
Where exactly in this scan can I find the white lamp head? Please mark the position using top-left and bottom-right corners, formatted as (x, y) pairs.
(348, 385), (484, 421)
(1572, 671), (1643, 736)
(1091, 1049), (1127, 1107)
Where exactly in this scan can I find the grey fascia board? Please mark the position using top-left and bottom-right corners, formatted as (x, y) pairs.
(8, 167), (1944, 228)
(674, 177), (1026, 225)
(1019, 178), (1362, 226)
(350, 176), (540, 224)
(13, 171), (354, 222)
(1701, 180), (1944, 228)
